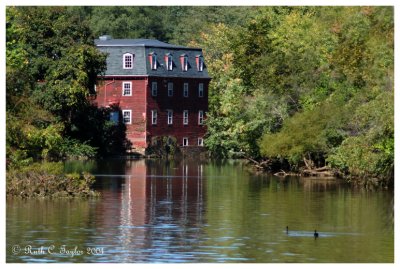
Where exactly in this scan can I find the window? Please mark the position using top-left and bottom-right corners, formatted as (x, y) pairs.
(183, 110), (189, 125)
(198, 138), (204, 146)
(122, 110), (131, 124)
(168, 82), (173, 97)
(183, 137), (189, 147)
(109, 111), (119, 124)
(123, 53), (134, 69)
(183, 83), (189, 97)
(149, 53), (157, 70)
(196, 55), (204, 71)
(122, 82), (132, 96)
(198, 110), (204, 125)
(167, 110), (173, 125)
(151, 110), (157, 125)
(165, 53), (173, 71)
(152, 82), (158, 97)
(198, 83), (204, 97)
(180, 54), (188, 71)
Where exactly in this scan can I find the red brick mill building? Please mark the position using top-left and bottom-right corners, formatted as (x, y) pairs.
(92, 36), (210, 153)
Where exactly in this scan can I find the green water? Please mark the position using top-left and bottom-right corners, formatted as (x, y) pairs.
(6, 159), (394, 263)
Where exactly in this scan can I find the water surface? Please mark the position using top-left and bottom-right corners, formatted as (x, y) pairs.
(6, 159), (394, 262)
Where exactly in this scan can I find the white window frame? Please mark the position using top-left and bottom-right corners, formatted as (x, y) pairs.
(183, 110), (189, 125)
(198, 138), (204, 146)
(122, 82), (132, 96)
(198, 56), (204, 71)
(152, 82), (158, 97)
(198, 110), (204, 125)
(167, 110), (173, 125)
(183, 137), (189, 147)
(151, 53), (157, 70)
(122, 110), (132, 124)
(168, 82), (174, 97)
(123, 53), (133, 69)
(183, 83), (189, 97)
(182, 56), (189, 71)
(198, 83), (204, 97)
(151, 110), (157, 125)
(167, 54), (173, 71)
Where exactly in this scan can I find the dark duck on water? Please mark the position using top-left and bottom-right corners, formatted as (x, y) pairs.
(314, 230), (319, 239)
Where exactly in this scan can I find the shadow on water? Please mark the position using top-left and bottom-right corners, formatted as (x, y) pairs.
(6, 159), (394, 263)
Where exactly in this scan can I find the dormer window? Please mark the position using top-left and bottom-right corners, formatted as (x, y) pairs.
(149, 52), (157, 70)
(180, 54), (188, 71)
(123, 53), (134, 69)
(165, 53), (173, 71)
(196, 55), (204, 71)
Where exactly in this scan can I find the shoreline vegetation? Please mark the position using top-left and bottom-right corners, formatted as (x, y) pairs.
(6, 6), (393, 195)
(6, 163), (99, 198)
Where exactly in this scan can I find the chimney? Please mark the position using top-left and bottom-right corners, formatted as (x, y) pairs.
(99, 35), (112, 41)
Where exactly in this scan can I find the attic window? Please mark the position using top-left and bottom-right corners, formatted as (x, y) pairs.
(196, 55), (204, 71)
(123, 53), (134, 69)
(180, 54), (188, 72)
(165, 53), (173, 71)
(149, 52), (157, 70)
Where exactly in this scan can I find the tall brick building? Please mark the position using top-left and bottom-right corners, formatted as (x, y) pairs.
(92, 36), (210, 152)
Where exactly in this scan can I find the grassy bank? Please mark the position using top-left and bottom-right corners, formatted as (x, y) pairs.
(6, 162), (99, 198)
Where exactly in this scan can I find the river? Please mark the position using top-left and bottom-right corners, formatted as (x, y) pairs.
(6, 159), (394, 263)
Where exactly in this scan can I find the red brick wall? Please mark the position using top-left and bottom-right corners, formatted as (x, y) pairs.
(146, 77), (209, 147)
(93, 77), (148, 149)
(93, 76), (209, 150)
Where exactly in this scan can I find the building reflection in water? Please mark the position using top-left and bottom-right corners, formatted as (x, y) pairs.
(116, 159), (205, 261)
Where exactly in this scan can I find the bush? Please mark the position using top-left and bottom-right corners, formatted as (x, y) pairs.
(145, 136), (179, 158)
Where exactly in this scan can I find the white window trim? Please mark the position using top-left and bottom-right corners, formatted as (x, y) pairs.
(168, 82), (174, 97)
(198, 138), (204, 146)
(198, 110), (204, 125)
(183, 83), (189, 97)
(198, 56), (204, 72)
(151, 110), (157, 125)
(122, 82), (132, 96)
(183, 110), (189, 125)
(122, 110), (132, 124)
(151, 54), (157, 70)
(167, 110), (173, 125)
(167, 55), (173, 71)
(123, 53), (133, 69)
(198, 83), (204, 97)
(184, 57), (188, 71)
(183, 137), (189, 147)
(152, 82), (158, 97)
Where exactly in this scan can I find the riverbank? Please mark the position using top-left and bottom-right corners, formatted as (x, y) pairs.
(6, 163), (99, 198)
(246, 157), (394, 189)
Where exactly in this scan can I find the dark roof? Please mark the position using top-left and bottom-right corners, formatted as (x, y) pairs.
(95, 38), (201, 50)
(96, 38), (210, 79)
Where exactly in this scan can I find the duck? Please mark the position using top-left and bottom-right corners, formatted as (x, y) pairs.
(314, 230), (319, 239)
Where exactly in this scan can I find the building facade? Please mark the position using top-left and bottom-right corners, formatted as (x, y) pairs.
(93, 36), (210, 152)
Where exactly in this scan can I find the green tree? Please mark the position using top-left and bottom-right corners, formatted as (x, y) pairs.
(6, 6), (129, 165)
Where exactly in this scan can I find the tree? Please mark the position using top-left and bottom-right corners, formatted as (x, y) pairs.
(6, 6), (129, 165)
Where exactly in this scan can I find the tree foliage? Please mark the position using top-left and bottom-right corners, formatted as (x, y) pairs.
(6, 6), (130, 167)
(196, 6), (393, 183)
